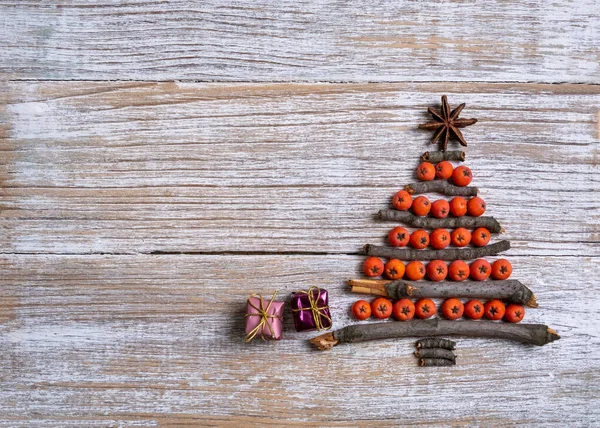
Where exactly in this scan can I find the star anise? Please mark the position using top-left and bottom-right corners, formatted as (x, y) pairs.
(419, 95), (477, 151)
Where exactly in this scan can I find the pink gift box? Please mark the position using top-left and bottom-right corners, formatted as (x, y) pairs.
(244, 295), (285, 342)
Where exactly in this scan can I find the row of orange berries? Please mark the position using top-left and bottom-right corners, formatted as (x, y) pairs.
(363, 257), (512, 281)
(416, 161), (472, 187)
(393, 192), (485, 218)
(389, 226), (490, 249)
(352, 298), (524, 323)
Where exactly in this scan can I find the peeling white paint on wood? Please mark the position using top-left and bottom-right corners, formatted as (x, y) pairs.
(1, 82), (598, 255)
(1, 2), (599, 424)
(0, 1), (599, 83)
(0, 254), (598, 426)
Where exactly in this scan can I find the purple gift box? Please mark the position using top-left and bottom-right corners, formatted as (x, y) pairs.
(244, 294), (284, 342)
(290, 287), (332, 332)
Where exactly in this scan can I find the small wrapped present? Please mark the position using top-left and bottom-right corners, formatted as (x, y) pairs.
(290, 286), (332, 332)
(244, 293), (285, 342)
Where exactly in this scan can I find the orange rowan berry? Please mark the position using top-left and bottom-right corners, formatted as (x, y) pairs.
(448, 260), (469, 281)
(491, 259), (512, 280)
(435, 161), (454, 179)
(410, 230), (430, 249)
(416, 162), (436, 181)
(392, 190), (412, 211)
(352, 300), (371, 320)
(384, 259), (405, 280)
(504, 304), (525, 323)
(469, 259), (492, 281)
(405, 261), (426, 281)
(471, 227), (491, 247)
(363, 256), (384, 277)
(467, 197), (486, 217)
(371, 297), (393, 319)
(426, 260), (448, 282)
(484, 300), (505, 320)
(449, 196), (467, 217)
(415, 298), (436, 319)
(431, 199), (450, 219)
(430, 228), (451, 250)
(452, 166), (472, 187)
(411, 196), (431, 216)
(441, 298), (464, 320)
(388, 226), (410, 247)
(451, 227), (471, 247)
(392, 299), (415, 321)
(464, 299), (485, 320)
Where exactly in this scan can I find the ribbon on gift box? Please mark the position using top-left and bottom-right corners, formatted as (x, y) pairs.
(245, 292), (282, 343)
(291, 286), (332, 331)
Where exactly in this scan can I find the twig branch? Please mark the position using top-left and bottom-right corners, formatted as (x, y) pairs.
(405, 181), (478, 196)
(309, 319), (560, 350)
(363, 240), (510, 261)
(378, 210), (503, 233)
(415, 348), (456, 362)
(420, 358), (455, 367)
(421, 151), (465, 163)
(416, 337), (456, 350)
(347, 278), (538, 308)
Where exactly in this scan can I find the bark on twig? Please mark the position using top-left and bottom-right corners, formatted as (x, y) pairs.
(420, 358), (456, 367)
(421, 151), (466, 163)
(363, 240), (510, 261)
(310, 319), (560, 350)
(405, 181), (478, 196)
(416, 337), (456, 350)
(415, 348), (456, 362)
(378, 210), (503, 234)
(347, 278), (538, 308)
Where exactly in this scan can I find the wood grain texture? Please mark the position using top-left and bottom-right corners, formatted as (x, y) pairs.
(0, 254), (598, 426)
(0, 0), (599, 83)
(1, 82), (599, 256)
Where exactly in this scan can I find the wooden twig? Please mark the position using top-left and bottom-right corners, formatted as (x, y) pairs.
(405, 181), (478, 196)
(416, 337), (456, 350)
(378, 210), (503, 234)
(309, 319), (560, 350)
(347, 278), (538, 308)
(363, 240), (510, 261)
(415, 348), (456, 362)
(421, 151), (466, 163)
(420, 358), (456, 367)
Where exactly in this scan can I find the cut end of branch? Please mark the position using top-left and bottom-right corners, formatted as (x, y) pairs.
(421, 152), (431, 162)
(500, 227), (505, 234)
(310, 332), (338, 350)
(547, 328), (561, 342)
(527, 294), (539, 308)
(405, 284), (416, 296)
(377, 210), (383, 219)
(362, 244), (371, 255)
(459, 151), (466, 161)
(404, 184), (415, 195)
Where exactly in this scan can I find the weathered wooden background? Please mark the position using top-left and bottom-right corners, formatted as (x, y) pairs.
(1, 1), (599, 426)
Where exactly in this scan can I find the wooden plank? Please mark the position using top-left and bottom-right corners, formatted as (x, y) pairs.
(0, 1), (599, 83)
(0, 253), (598, 425)
(1, 82), (599, 255)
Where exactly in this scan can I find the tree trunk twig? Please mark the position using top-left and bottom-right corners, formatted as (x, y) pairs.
(420, 358), (456, 367)
(416, 337), (456, 350)
(378, 210), (503, 234)
(405, 181), (478, 196)
(363, 240), (510, 261)
(421, 151), (466, 163)
(415, 348), (456, 362)
(347, 278), (538, 308)
(309, 319), (560, 350)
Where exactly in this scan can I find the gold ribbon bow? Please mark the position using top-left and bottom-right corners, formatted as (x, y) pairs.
(292, 286), (332, 331)
(245, 292), (282, 343)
